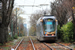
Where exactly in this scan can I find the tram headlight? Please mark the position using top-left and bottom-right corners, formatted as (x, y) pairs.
(40, 19), (43, 22)
(55, 19), (57, 22)
(44, 32), (47, 34)
(44, 31), (55, 35)
(52, 34), (54, 36)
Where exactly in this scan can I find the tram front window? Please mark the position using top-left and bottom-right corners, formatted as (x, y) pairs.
(43, 21), (55, 32)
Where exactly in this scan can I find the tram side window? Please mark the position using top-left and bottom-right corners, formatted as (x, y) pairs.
(37, 24), (40, 33)
(36, 25), (38, 33)
(38, 24), (40, 33)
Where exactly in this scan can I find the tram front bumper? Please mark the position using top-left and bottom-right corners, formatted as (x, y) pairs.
(43, 35), (57, 40)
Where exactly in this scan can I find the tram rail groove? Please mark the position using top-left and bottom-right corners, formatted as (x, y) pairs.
(56, 43), (73, 50)
(15, 38), (24, 50)
(43, 43), (54, 50)
(30, 38), (35, 50)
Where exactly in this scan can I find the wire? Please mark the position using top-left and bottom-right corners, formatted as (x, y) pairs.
(32, 0), (35, 13)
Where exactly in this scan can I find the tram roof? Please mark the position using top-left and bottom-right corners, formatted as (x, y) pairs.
(37, 15), (56, 24)
(42, 15), (56, 19)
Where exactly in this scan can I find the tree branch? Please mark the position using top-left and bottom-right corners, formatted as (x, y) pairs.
(7, 0), (14, 26)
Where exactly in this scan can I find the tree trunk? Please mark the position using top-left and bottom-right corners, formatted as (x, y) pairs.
(73, 22), (75, 40)
(4, 27), (8, 42)
(0, 25), (8, 44)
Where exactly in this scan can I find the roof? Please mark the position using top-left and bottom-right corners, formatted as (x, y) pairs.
(36, 15), (56, 24)
(42, 15), (56, 19)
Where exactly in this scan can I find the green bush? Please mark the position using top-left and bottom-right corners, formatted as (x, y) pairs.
(57, 25), (61, 39)
(14, 34), (18, 39)
(7, 37), (14, 41)
(61, 22), (74, 42)
(9, 37), (14, 41)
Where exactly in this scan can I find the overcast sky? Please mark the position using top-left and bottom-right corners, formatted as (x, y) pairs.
(14, 0), (55, 28)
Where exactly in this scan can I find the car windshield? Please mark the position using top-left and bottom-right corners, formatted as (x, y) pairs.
(43, 21), (56, 32)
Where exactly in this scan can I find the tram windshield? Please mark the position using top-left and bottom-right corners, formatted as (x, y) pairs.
(43, 20), (56, 32)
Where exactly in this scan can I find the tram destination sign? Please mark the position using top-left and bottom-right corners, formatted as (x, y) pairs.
(45, 19), (53, 21)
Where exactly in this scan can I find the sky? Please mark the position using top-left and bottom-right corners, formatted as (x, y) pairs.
(14, 0), (55, 28)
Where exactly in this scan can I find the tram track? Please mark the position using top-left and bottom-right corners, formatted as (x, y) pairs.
(43, 42), (73, 50)
(30, 37), (54, 50)
(11, 36), (74, 50)
(43, 42), (54, 50)
(15, 38), (24, 50)
(31, 37), (50, 50)
(30, 38), (35, 50)
(14, 37), (35, 50)
(56, 43), (73, 50)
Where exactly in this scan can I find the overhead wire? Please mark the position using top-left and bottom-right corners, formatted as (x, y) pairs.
(40, 0), (47, 11)
(32, 0), (35, 13)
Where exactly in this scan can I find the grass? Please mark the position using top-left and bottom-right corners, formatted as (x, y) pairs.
(3, 47), (10, 50)
(51, 43), (55, 45)
(5, 42), (14, 46)
(74, 46), (75, 48)
(0, 37), (23, 50)
(0, 43), (3, 46)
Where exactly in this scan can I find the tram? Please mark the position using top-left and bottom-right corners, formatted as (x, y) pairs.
(36, 15), (58, 41)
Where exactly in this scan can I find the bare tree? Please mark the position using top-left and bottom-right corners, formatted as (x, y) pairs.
(51, 0), (72, 26)
(51, 0), (75, 39)
(29, 10), (44, 36)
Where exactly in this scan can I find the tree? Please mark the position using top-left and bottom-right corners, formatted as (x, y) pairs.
(51, 0), (68, 26)
(17, 17), (25, 36)
(29, 10), (44, 36)
(0, 0), (14, 43)
(29, 9), (50, 36)
(12, 7), (24, 36)
(51, 0), (75, 40)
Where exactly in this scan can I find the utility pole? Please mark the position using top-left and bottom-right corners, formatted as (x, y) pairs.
(19, 18), (21, 36)
(19, 24), (20, 36)
(11, 19), (13, 38)
(16, 8), (17, 35)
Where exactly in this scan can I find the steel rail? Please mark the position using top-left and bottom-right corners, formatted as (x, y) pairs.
(56, 43), (73, 50)
(15, 38), (24, 50)
(30, 38), (35, 50)
(43, 43), (54, 50)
